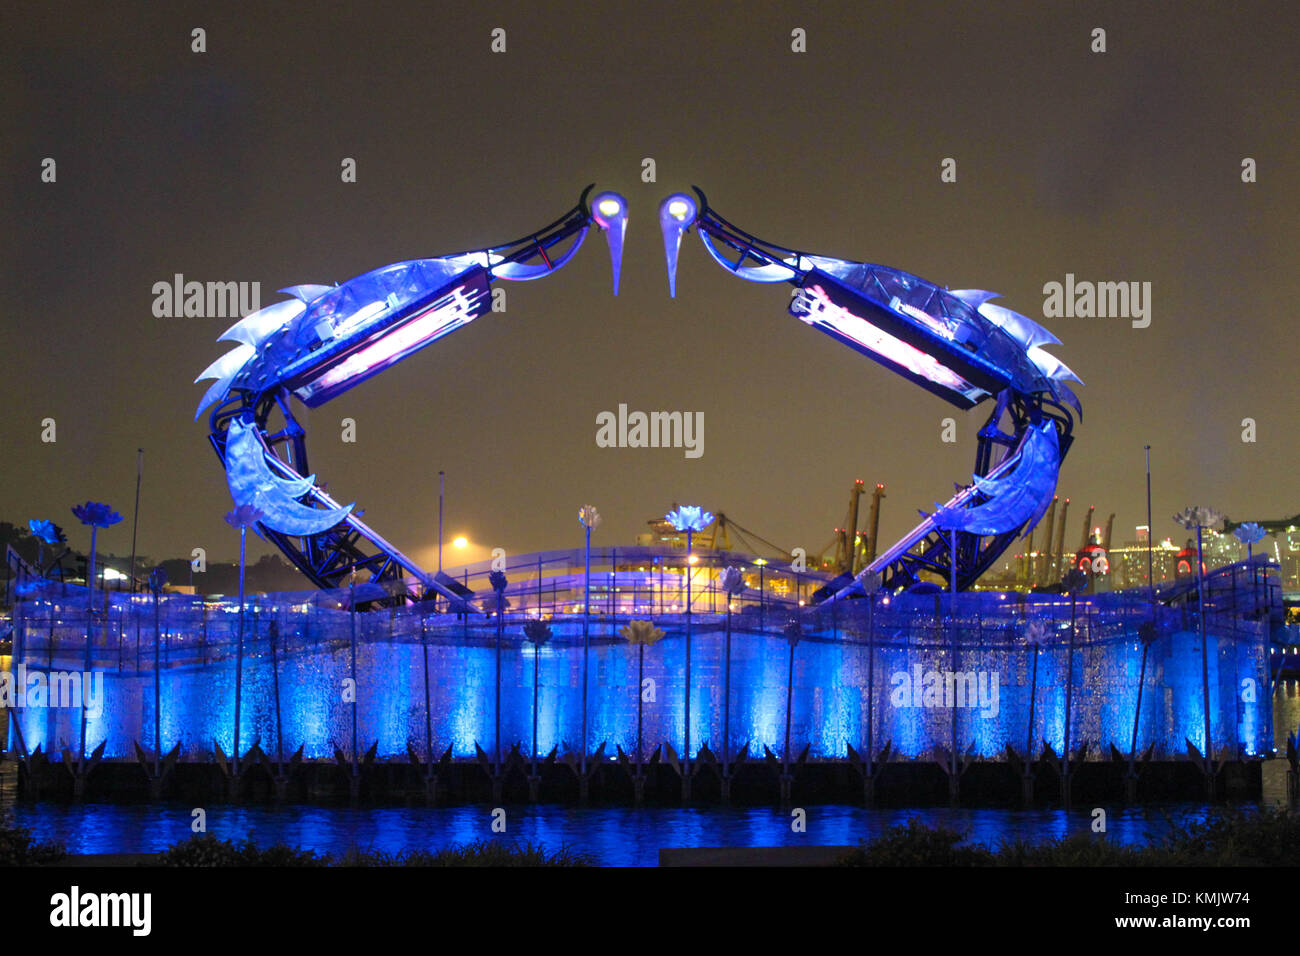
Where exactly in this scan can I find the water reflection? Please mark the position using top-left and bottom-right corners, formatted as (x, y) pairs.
(5, 801), (1216, 867)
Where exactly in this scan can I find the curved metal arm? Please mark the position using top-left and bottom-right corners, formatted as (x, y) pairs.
(197, 185), (628, 609)
(666, 187), (1083, 596)
(450, 184), (613, 283)
(660, 187), (823, 293)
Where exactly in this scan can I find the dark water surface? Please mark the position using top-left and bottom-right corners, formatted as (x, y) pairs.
(3, 787), (1215, 867)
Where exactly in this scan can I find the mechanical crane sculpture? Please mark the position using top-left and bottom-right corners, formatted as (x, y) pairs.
(196, 187), (627, 608)
(195, 184), (1081, 607)
(656, 188), (1082, 596)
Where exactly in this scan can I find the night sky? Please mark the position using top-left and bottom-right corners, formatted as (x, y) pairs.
(3, 1), (1297, 571)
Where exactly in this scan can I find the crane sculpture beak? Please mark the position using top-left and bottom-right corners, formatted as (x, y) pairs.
(659, 193), (697, 297)
(591, 191), (628, 295)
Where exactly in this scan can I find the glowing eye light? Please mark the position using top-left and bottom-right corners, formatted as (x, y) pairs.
(598, 198), (622, 216)
(659, 194), (698, 296)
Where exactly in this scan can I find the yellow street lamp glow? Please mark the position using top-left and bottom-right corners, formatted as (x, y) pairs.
(667, 199), (690, 220)
(452, 536), (468, 549)
(597, 198), (622, 217)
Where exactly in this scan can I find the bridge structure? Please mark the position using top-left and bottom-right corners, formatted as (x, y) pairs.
(194, 185), (1084, 611)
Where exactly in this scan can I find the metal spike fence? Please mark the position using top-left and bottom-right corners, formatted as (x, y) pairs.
(5, 550), (1278, 767)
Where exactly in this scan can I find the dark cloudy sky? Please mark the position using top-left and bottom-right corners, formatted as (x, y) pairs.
(2, 1), (1297, 570)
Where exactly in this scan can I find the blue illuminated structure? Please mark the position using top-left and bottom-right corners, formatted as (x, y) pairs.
(196, 188), (628, 608)
(8, 561), (1276, 770)
(7, 187), (1277, 804)
(197, 183), (1075, 605)
(657, 188), (1081, 595)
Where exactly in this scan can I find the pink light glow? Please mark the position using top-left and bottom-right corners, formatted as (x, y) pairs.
(799, 284), (973, 393)
(301, 286), (481, 398)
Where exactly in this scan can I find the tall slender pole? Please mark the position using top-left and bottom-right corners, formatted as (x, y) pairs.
(129, 450), (143, 685)
(234, 527), (245, 776)
(1247, 542), (1257, 612)
(129, 449), (143, 593)
(866, 597), (875, 768)
(636, 643), (645, 772)
(783, 628), (795, 777)
(684, 528), (693, 779)
(532, 639), (541, 776)
(495, 587), (503, 774)
(1129, 640), (1149, 761)
(1026, 644), (1039, 758)
(1145, 446), (1154, 597)
(438, 471), (444, 575)
(1196, 525), (1212, 780)
(349, 576), (358, 776)
(723, 602), (732, 779)
(949, 528), (959, 786)
(1124, 444), (1156, 775)
(581, 525), (591, 777)
(79, 525), (99, 765)
(422, 615), (433, 777)
(153, 585), (161, 776)
(1063, 591), (1077, 807)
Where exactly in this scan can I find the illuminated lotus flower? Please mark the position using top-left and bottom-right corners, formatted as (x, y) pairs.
(1173, 506), (1224, 531)
(28, 519), (66, 545)
(522, 619), (552, 645)
(225, 504), (266, 530)
(578, 505), (602, 530)
(1233, 522), (1266, 546)
(1023, 619), (1049, 645)
(665, 505), (714, 533)
(71, 501), (123, 528)
(619, 619), (665, 645)
(720, 566), (746, 596)
(489, 570), (508, 593)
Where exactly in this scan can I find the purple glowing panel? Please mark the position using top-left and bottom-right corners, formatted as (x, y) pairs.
(792, 270), (1013, 409)
(286, 267), (491, 407)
